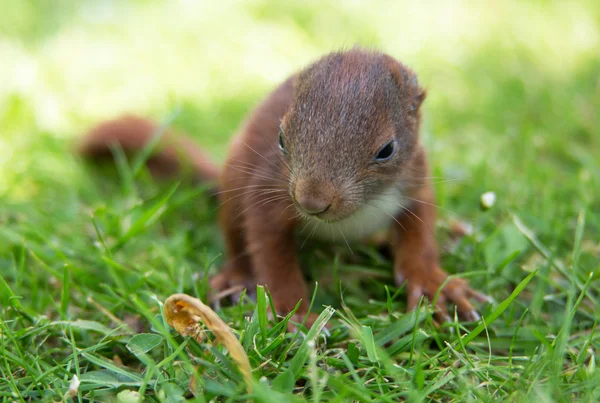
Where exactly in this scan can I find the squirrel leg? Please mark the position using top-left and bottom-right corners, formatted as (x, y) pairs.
(244, 202), (312, 326)
(210, 193), (256, 302)
(392, 183), (487, 323)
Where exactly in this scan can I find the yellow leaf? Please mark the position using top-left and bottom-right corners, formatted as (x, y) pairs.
(163, 293), (252, 393)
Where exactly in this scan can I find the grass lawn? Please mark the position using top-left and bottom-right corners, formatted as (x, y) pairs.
(1, 1), (599, 401)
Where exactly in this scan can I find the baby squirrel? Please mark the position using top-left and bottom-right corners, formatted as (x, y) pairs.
(80, 48), (487, 324)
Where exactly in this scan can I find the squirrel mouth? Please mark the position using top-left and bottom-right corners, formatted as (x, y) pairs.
(301, 204), (331, 217)
(297, 205), (351, 224)
(297, 207), (334, 222)
(292, 196), (334, 219)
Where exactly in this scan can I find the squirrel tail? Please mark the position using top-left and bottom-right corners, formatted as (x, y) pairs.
(77, 115), (220, 181)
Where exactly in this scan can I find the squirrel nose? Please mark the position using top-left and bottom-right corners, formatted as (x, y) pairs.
(293, 179), (333, 215)
(296, 195), (331, 215)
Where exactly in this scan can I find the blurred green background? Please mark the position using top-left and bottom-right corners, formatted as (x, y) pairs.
(1, 0), (599, 320)
(1, 0), (598, 199)
(2, 0), (599, 272)
(1, 0), (599, 313)
(1, 0), (600, 400)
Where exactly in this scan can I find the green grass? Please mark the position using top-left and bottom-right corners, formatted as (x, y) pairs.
(1, 0), (599, 401)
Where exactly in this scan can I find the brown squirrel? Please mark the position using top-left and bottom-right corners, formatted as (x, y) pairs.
(79, 49), (487, 325)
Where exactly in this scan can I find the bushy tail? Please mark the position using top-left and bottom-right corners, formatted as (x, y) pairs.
(77, 115), (220, 181)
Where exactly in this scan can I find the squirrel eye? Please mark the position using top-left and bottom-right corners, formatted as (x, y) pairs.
(374, 140), (397, 162)
(278, 128), (286, 153)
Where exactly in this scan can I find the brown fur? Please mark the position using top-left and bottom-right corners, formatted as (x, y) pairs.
(78, 49), (486, 325)
(78, 115), (219, 180)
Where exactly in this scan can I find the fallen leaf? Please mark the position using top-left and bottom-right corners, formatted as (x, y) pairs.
(163, 293), (252, 393)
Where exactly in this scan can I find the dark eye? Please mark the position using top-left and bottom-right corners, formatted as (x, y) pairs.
(374, 140), (397, 162)
(278, 128), (286, 153)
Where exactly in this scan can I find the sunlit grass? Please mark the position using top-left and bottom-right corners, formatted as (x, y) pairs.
(0, 0), (599, 401)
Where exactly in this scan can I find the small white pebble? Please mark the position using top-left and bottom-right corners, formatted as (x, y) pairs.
(480, 191), (496, 209)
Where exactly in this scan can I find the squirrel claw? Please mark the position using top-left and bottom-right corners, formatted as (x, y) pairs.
(468, 289), (495, 305)
(209, 270), (257, 305)
(402, 268), (487, 324)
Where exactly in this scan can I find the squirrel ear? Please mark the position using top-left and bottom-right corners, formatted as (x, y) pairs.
(412, 82), (426, 111)
(384, 55), (426, 112)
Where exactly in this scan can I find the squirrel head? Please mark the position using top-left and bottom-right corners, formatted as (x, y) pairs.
(279, 49), (426, 222)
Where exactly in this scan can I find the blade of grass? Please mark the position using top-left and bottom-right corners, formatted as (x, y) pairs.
(461, 269), (537, 346)
(60, 264), (70, 320)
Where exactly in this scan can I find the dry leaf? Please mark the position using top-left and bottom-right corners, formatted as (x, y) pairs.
(163, 293), (252, 393)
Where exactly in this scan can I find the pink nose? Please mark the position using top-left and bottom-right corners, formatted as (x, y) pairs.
(296, 195), (331, 214)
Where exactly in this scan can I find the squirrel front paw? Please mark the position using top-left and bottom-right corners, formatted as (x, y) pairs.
(396, 266), (490, 323)
(209, 264), (257, 304)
